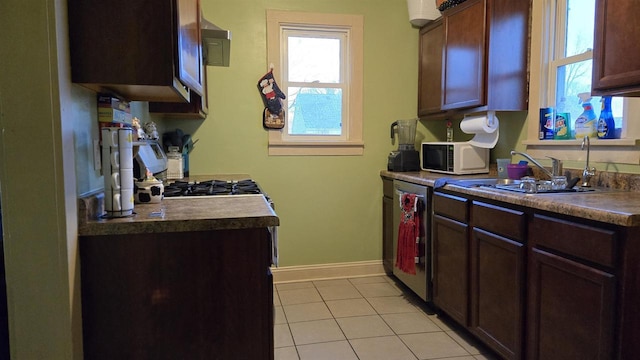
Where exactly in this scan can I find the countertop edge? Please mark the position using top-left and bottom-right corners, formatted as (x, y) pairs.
(381, 170), (640, 227)
(78, 188), (280, 236)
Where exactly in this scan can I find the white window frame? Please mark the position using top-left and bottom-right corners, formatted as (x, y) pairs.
(525, 0), (640, 164)
(282, 28), (348, 142)
(266, 10), (364, 156)
(546, 0), (595, 111)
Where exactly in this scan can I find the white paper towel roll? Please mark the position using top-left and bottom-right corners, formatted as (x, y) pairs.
(460, 111), (499, 148)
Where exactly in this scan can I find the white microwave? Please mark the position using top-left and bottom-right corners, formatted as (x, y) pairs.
(421, 142), (489, 175)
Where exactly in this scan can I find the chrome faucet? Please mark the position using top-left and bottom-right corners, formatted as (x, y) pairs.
(581, 136), (596, 187)
(510, 150), (562, 179)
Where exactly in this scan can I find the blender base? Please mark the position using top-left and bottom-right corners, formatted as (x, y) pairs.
(388, 150), (420, 172)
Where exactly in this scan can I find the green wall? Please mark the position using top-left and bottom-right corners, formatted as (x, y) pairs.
(170, 0), (422, 266)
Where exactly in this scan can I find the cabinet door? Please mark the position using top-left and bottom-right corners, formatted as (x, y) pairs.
(176, 0), (204, 97)
(81, 229), (274, 359)
(383, 195), (394, 274)
(592, 0), (640, 96)
(80, 235), (162, 359)
(382, 178), (394, 273)
(527, 248), (616, 360)
(470, 228), (524, 360)
(68, 0), (193, 102)
(418, 19), (444, 117)
(441, 0), (486, 110)
(432, 214), (469, 325)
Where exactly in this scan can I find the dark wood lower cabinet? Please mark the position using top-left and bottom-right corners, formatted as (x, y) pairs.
(527, 248), (616, 360)
(394, 186), (640, 359)
(382, 178), (394, 273)
(470, 228), (525, 360)
(80, 228), (274, 360)
(432, 214), (469, 325)
(469, 201), (526, 360)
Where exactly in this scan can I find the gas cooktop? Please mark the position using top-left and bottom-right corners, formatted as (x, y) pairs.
(163, 179), (263, 198)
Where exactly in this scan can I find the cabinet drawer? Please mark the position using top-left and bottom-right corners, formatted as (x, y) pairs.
(472, 201), (525, 242)
(530, 214), (617, 268)
(434, 192), (469, 222)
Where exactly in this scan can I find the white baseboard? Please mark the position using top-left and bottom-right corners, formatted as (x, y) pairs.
(271, 260), (388, 284)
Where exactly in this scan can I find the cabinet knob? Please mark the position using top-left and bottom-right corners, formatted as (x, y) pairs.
(151, 288), (170, 305)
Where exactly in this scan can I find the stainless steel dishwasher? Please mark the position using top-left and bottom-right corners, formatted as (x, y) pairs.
(392, 180), (431, 302)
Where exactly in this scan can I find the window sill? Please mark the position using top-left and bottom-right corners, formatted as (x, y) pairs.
(523, 138), (638, 146)
(523, 138), (640, 165)
(268, 141), (364, 156)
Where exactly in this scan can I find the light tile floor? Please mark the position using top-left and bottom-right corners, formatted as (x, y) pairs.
(274, 275), (500, 360)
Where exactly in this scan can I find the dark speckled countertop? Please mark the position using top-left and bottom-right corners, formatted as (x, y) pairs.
(78, 174), (279, 236)
(381, 170), (640, 227)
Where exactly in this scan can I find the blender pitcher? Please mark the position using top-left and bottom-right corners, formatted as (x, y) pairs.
(391, 119), (418, 150)
(388, 119), (420, 172)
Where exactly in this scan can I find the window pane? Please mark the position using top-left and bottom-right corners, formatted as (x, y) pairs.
(555, 59), (623, 137)
(287, 87), (342, 135)
(555, 59), (593, 137)
(288, 37), (341, 83)
(564, 0), (595, 57)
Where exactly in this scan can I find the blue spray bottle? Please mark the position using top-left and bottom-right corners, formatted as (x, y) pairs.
(597, 96), (616, 139)
(574, 93), (597, 139)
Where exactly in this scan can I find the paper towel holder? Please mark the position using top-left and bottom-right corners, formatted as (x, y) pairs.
(407, 0), (441, 27)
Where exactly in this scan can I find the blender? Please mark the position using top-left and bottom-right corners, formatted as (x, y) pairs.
(388, 119), (420, 172)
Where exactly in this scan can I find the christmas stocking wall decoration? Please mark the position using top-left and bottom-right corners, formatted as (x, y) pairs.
(257, 68), (286, 129)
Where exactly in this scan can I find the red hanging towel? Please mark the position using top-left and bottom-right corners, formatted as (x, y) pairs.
(396, 193), (420, 275)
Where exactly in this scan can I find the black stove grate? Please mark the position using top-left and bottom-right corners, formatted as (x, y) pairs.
(163, 179), (262, 197)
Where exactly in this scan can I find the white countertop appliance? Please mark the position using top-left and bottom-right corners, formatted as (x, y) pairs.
(421, 141), (489, 175)
(133, 140), (168, 181)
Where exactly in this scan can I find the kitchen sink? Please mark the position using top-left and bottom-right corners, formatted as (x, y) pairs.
(449, 178), (597, 194)
(449, 178), (521, 188)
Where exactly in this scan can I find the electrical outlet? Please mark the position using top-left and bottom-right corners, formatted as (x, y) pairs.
(93, 139), (101, 171)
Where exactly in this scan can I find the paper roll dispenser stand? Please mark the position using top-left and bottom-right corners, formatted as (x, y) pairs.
(388, 119), (420, 172)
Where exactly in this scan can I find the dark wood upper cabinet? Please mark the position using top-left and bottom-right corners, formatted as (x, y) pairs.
(441, 0), (486, 110)
(419, 0), (529, 117)
(176, 0), (204, 97)
(149, 91), (208, 119)
(592, 0), (640, 96)
(418, 18), (444, 117)
(68, 0), (204, 103)
(149, 70), (208, 119)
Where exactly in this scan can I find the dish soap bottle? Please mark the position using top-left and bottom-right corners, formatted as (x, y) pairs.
(554, 112), (571, 140)
(597, 96), (616, 139)
(574, 93), (597, 139)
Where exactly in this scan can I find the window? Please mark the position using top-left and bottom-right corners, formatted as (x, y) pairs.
(548, 0), (624, 137)
(266, 10), (364, 155)
(525, 0), (640, 164)
(547, 0), (624, 137)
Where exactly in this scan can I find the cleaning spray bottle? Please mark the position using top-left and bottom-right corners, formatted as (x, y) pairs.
(574, 93), (597, 139)
(597, 96), (616, 139)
